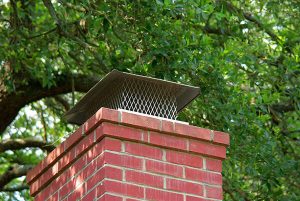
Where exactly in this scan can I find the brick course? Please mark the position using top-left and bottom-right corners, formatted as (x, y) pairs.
(27, 107), (229, 200)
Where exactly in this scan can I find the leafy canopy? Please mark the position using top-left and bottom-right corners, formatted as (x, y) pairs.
(0, 0), (299, 200)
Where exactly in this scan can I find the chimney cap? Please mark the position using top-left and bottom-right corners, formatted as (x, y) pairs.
(65, 70), (200, 125)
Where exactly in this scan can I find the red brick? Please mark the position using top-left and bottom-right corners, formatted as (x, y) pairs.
(142, 131), (148, 142)
(105, 166), (122, 179)
(27, 160), (46, 184)
(121, 111), (161, 131)
(86, 141), (105, 163)
(75, 132), (95, 157)
(66, 183), (86, 201)
(58, 147), (77, 170)
(166, 178), (203, 196)
(83, 107), (119, 134)
(49, 192), (59, 201)
(83, 116), (98, 135)
(47, 176), (65, 196)
(206, 186), (223, 199)
(161, 120), (174, 133)
(186, 196), (207, 201)
(27, 141), (65, 184)
(96, 153), (105, 168)
(77, 160), (97, 184)
(104, 137), (122, 152)
(74, 182), (86, 198)
(126, 198), (140, 201)
(146, 160), (183, 178)
(97, 194), (123, 201)
(149, 132), (187, 151)
(100, 180), (144, 198)
(82, 189), (96, 201)
(175, 123), (211, 141)
(87, 166), (122, 190)
(59, 179), (76, 199)
(62, 151), (85, 181)
(126, 170), (164, 188)
(64, 127), (84, 151)
(48, 143), (65, 164)
(185, 168), (222, 185)
(96, 182), (105, 197)
(86, 137), (121, 164)
(34, 185), (52, 201)
(189, 140), (226, 159)
(206, 158), (222, 172)
(35, 173), (68, 199)
(145, 188), (184, 201)
(166, 150), (203, 168)
(213, 131), (230, 145)
(97, 122), (143, 141)
(30, 162), (60, 196)
(86, 168), (105, 190)
(104, 152), (143, 170)
(46, 142), (65, 165)
(88, 137), (121, 155)
(99, 107), (119, 122)
(125, 142), (163, 160)
(28, 110), (229, 200)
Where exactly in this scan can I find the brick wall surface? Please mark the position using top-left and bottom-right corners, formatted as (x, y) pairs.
(26, 108), (229, 201)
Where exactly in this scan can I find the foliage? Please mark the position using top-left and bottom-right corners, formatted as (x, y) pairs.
(0, 0), (299, 200)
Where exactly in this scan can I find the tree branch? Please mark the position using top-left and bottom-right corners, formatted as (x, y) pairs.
(42, 0), (89, 45)
(42, 0), (63, 28)
(192, 24), (231, 36)
(0, 73), (100, 135)
(0, 139), (55, 153)
(10, 0), (20, 28)
(2, 185), (28, 192)
(217, 0), (280, 42)
(270, 102), (295, 113)
(28, 27), (57, 40)
(223, 179), (251, 201)
(58, 0), (86, 13)
(42, 0), (110, 71)
(282, 37), (300, 53)
(54, 95), (70, 111)
(39, 107), (48, 144)
(0, 165), (33, 190)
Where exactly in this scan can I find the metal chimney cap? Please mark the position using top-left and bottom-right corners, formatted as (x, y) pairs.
(65, 70), (200, 125)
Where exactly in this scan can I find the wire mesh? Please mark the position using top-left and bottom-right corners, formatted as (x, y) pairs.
(101, 77), (178, 120)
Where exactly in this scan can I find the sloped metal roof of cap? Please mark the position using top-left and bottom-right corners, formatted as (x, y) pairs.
(65, 70), (200, 125)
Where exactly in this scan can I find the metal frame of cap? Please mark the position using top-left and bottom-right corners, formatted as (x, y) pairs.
(65, 70), (200, 125)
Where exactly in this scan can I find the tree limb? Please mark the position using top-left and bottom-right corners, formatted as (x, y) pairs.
(9, 0), (20, 28)
(42, 0), (88, 45)
(217, 0), (280, 42)
(270, 102), (295, 113)
(223, 179), (251, 201)
(39, 107), (48, 144)
(282, 37), (300, 53)
(0, 139), (56, 153)
(42, 0), (109, 71)
(42, 0), (63, 28)
(54, 95), (70, 111)
(28, 27), (57, 40)
(58, 0), (86, 13)
(0, 73), (100, 135)
(2, 185), (28, 192)
(0, 165), (33, 190)
(192, 24), (231, 36)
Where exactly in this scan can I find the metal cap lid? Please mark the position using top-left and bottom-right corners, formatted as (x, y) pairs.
(65, 70), (200, 125)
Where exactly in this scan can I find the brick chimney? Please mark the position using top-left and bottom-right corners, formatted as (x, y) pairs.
(27, 71), (229, 201)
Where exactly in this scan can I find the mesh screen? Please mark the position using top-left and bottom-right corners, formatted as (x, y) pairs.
(100, 77), (178, 120)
